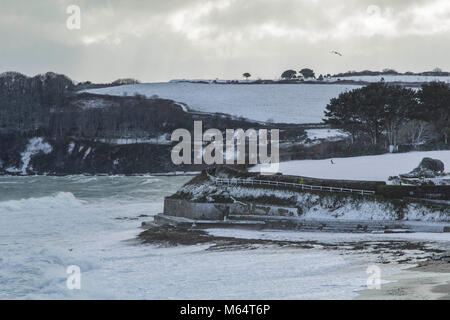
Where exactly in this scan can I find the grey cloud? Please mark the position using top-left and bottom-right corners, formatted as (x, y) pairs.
(0, 0), (449, 82)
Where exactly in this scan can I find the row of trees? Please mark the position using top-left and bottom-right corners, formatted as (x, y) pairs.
(249, 67), (448, 82)
(324, 82), (450, 149)
(243, 69), (319, 80)
(281, 69), (316, 79)
(333, 68), (449, 78)
(48, 96), (187, 139)
(0, 72), (74, 135)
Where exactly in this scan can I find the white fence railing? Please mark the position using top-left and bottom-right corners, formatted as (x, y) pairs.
(213, 178), (376, 196)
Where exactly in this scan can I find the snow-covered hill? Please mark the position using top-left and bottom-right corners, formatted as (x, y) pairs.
(85, 82), (360, 124)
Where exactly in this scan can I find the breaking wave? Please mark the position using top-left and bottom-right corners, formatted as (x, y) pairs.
(0, 192), (84, 213)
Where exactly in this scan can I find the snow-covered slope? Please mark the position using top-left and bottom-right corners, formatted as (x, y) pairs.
(251, 151), (450, 181)
(84, 83), (360, 124)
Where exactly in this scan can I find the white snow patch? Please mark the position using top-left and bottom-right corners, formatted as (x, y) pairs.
(206, 229), (450, 246)
(75, 98), (118, 109)
(174, 103), (188, 112)
(97, 134), (170, 145)
(306, 129), (349, 140)
(67, 142), (75, 154)
(83, 147), (92, 160)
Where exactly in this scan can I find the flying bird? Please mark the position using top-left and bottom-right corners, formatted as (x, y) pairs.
(331, 51), (342, 56)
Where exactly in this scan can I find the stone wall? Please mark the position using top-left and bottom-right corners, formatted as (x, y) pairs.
(164, 197), (299, 220)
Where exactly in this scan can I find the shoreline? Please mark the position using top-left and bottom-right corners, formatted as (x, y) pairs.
(357, 259), (450, 300)
(140, 224), (450, 299)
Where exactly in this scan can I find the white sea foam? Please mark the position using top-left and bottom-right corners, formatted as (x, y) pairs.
(0, 192), (83, 212)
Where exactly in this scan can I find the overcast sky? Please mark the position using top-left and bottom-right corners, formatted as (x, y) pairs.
(2, 0), (450, 82)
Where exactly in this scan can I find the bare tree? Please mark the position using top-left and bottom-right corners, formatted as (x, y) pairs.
(398, 120), (436, 147)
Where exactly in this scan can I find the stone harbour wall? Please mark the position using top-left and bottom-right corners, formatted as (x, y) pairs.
(163, 198), (299, 220)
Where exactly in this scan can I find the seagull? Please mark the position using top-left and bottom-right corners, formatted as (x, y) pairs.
(331, 50), (342, 56)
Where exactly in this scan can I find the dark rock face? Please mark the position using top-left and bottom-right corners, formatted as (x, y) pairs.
(0, 135), (206, 175)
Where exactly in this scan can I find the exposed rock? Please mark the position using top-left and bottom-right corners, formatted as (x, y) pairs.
(400, 157), (445, 179)
(416, 158), (445, 173)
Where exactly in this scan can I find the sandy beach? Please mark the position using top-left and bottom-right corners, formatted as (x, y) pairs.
(357, 260), (450, 300)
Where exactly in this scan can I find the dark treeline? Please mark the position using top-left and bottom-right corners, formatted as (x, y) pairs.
(0, 72), (74, 135)
(324, 82), (450, 151)
(48, 94), (188, 139)
(0, 72), (151, 139)
(332, 68), (450, 78)
(0, 72), (191, 140)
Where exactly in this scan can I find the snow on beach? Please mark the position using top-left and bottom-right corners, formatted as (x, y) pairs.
(207, 228), (450, 246)
(252, 150), (450, 181)
(84, 82), (361, 124)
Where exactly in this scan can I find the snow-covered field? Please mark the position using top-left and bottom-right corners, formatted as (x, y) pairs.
(85, 83), (361, 124)
(252, 150), (450, 181)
